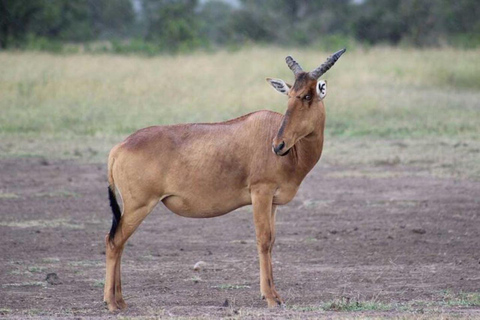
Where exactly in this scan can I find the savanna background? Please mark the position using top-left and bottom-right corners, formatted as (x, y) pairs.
(0, 0), (479, 319)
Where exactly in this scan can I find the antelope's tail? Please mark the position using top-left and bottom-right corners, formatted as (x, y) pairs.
(107, 157), (121, 243)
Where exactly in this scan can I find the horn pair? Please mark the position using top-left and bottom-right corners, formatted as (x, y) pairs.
(286, 48), (346, 79)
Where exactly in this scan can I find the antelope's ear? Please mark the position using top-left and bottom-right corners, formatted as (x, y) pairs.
(266, 78), (291, 95)
(316, 80), (327, 100)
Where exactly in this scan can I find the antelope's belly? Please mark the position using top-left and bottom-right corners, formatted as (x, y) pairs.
(162, 189), (251, 218)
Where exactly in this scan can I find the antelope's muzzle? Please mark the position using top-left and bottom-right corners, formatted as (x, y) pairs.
(272, 141), (290, 156)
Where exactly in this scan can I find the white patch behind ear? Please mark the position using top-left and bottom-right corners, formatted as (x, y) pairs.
(316, 80), (327, 100)
(266, 78), (290, 95)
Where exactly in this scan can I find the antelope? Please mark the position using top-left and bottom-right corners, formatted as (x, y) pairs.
(104, 49), (346, 312)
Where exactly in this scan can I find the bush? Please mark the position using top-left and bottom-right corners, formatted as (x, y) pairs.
(23, 34), (63, 53)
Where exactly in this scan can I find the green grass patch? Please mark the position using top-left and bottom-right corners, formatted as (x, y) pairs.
(27, 266), (47, 273)
(0, 308), (11, 315)
(441, 290), (480, 307)
(25, 309), (46, 316)
(287, 292), (480, 315)
(2, 281), (45, 288)
(93, 279), (105, 288)
(34, 191), (79, 198)
(9, 269), (32, 275)
(41, 257), (61, 263)
(0, 192), (19, 199)
(214, 284), (251, 290)
(187, 276), (203, 284)
(289, 299), (393, 313)
(321, 298), (392, 312)
(0, 219), (84, 229)
(68, 260), (102, 267)
(288, 305), (324, 312)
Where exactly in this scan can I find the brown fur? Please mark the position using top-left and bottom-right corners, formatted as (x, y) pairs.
(104, 73), (327, 311)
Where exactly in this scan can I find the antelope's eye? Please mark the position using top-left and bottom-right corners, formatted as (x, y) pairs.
(304, 95), (311, 101)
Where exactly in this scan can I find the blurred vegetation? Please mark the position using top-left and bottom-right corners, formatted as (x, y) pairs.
(1, 48), (479, 179)
(1, 47), (479, 138)
(1, 0), (480, 54)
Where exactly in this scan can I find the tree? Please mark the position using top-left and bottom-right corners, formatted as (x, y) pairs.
(353, 0), (407, 45)
(198, 1), (235, 45)
(143, 0), (203, 52)
(91, 0), (136, 39)
(0, 0), (42, 48)
(231, 0), (353, 45)
(0, 0), (134, 49)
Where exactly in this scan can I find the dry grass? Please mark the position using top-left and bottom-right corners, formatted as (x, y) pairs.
(0, 47), (479, 179)
(1, 47), (479, 137)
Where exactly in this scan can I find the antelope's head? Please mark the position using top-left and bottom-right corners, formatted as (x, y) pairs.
(267, 49), (346, 156)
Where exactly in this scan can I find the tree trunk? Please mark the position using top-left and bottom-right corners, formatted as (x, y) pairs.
(0, 0), (9, 48)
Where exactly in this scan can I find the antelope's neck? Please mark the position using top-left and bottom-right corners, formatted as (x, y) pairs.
(291, 113), (325, 182)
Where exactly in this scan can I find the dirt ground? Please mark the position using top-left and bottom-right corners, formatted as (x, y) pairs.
(0, 157), (479, 319)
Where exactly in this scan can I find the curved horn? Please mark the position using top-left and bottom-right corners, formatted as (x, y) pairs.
(309, 48), (346, 79)
(285, 55), (303, 77)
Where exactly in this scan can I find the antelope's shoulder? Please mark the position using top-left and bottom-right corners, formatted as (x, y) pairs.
(246, 109), (283, 122)
(210, 109), (283, 127)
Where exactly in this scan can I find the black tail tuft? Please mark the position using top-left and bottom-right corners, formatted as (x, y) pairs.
(108, 186), (121, 242)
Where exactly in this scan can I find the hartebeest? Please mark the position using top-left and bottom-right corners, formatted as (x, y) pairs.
(104, 49), (346, 311)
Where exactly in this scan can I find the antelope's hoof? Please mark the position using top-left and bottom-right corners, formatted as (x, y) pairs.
(105, 300), (120, 313)
(116, 298), (127, 310)
(266, 297), (285, 308)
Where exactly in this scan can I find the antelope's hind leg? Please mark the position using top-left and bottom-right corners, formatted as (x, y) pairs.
(251, 189), (284, 308)
(114, 247), (126, 309)
(104, 200), (158, 312)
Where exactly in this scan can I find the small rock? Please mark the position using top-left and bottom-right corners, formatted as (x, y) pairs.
(46, 273), (62, 285)
(222, 298), (229, 307)
(412, 228), (426, 234)
(39, 158), (50, 166)
(193, 261), (206, 271)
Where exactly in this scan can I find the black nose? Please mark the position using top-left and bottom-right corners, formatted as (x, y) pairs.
(273, 141), (285, 154)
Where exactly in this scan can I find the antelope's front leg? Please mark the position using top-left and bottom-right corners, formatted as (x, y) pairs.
(251, 189), (283, 308)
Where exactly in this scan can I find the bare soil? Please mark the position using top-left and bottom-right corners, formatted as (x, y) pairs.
(0, 157), (479, 319)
